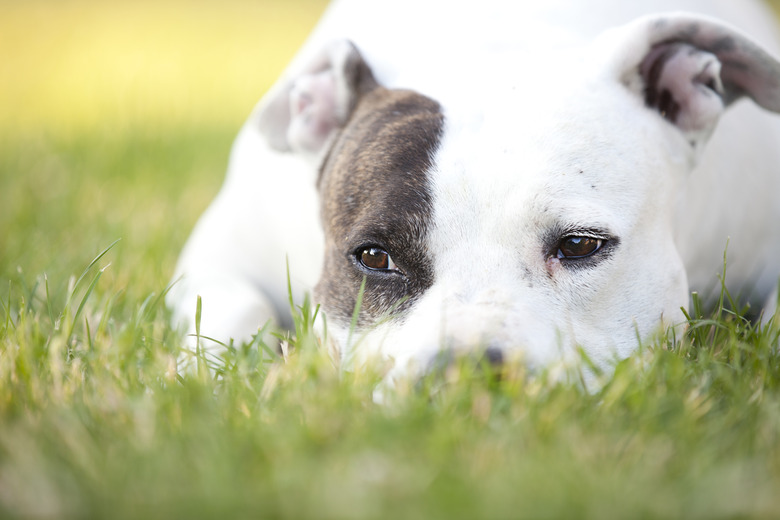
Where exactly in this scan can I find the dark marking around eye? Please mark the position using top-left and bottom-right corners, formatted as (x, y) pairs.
(315, 88), (444, 326)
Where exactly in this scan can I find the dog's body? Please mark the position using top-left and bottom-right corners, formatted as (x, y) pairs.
(169, 0), (780, 381)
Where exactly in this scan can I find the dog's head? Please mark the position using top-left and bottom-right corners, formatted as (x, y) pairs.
(258, 14), (780, 382)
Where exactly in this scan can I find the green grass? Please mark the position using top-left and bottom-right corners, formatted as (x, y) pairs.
(2, 245), (780, 519)
(3, 1), (780, 519)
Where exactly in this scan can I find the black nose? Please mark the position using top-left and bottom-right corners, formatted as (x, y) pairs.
(482, 346), (504, 368)
(423, 346), (505, 384)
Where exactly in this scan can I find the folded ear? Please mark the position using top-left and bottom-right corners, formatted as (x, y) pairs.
(604, 13), (780, 148)
(257, 40), (378, 158)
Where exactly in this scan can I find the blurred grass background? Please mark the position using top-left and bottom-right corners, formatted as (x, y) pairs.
(0, 0), (327, 306)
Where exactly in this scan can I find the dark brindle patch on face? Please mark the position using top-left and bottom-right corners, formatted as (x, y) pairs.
(315, 88), (444, 327)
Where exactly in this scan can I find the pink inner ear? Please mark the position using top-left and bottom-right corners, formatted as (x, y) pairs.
(287, 70), (340, 155)
(641, 42), (725, 137)
(291, 89), (313, 117)
(257, 40), (379, 155)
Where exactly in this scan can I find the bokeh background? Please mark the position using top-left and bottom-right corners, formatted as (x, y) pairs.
(0, 0), (327, 304)
(1, 0), (779, 302)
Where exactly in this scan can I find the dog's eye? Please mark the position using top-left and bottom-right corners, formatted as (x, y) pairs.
(359, 247), (398, 271)
(557, 236), (604, 259)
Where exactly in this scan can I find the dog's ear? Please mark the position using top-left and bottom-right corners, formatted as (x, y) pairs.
(604, 13), (780, 148)
(257, 40), (378, 158)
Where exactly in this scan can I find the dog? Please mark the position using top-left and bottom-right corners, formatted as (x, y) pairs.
(168, 0), (780, 384)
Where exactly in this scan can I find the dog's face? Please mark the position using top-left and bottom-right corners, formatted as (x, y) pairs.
(316, 71), (691, 376)
(257, 16), (780, 381)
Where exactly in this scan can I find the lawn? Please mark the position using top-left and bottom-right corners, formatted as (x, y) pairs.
(2, 2), (780, 518)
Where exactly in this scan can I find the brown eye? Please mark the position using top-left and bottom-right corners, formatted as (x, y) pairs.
(557, 236), (604, 259)
(359, 247), (397, 271)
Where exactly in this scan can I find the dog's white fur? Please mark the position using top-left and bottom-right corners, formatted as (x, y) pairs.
(168, 0), (780, 381)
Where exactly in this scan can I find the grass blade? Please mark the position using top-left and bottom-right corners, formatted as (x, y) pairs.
(67, 264), (108, 345)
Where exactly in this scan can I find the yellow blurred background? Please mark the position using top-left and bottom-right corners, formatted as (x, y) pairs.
(0, 0), (328, 134)
(0, 1), (331, 294)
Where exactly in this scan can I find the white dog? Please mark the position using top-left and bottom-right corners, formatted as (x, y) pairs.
(168, 0), (780, 382)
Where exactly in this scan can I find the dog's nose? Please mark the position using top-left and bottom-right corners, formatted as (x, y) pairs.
(482, 346), (504, 368)
(424, 344), (505, 383)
